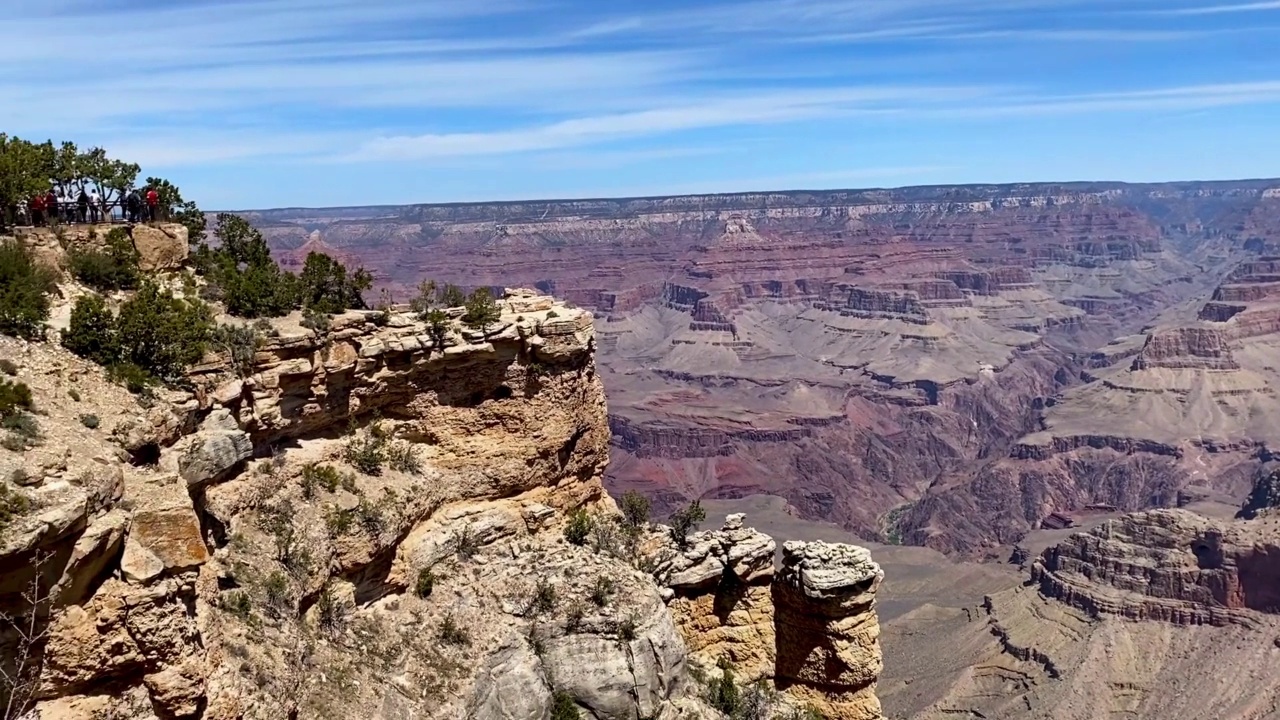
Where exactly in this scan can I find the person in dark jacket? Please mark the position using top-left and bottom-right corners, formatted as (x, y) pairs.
(126, 189), (141, 223)
(77, 190), (89, 223)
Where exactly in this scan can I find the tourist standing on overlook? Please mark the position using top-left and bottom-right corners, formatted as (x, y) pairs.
(145, 186), (159, 222)
(126, 188), (141, 223)
(76, 189), (89, 223)
(28, 194), (44, 226)
(88, 188), (101, 223)
(44, 189), (59, 224)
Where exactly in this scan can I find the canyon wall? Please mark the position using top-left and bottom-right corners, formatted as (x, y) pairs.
(245, 180), (1280, 555)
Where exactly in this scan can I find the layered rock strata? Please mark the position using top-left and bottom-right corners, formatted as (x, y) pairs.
(1031, 508), (1280, 628)
(0, 289), (730, 719)
(656, 516), (886, 719)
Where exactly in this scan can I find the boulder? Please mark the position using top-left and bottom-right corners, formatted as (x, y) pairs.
(177, 409), (252, 486)
(130, 223), (189, 271)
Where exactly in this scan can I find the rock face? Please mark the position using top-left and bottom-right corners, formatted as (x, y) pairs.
(774, 541), (885, 720)
(1031, 509), (1280, 628)
(244, 181), (1280, 554)
(0, 291), (730, 720)
(656, 517), (887, 717)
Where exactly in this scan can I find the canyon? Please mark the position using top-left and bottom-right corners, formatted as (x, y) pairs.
(246, 179), (1280, 556)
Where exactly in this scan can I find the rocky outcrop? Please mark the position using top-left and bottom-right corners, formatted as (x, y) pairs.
(1129, 327), (1239, 371)
(655, 517), (886, 717)
(1, 290), (724, 720)
(657, 514), (777, 683)
(774, 541), (885, 720)
(1031, 509), (1280, 627)
(13, 222), (189, 274)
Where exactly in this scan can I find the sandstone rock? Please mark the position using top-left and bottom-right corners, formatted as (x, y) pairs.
(177, 409), (252, 486)
(53, 510), (128, 605)
(774, 540), (885, 720)
(130, 223), (189, 271)
(121, 506), (208, 584)
(143, 659), (205, 718)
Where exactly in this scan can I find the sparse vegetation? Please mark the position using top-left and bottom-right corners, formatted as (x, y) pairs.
(615, 614), (638, 643)
(620, 490), (651, 532)
(528, 578), (558, 617)
(438, 614), (470, 646)
(259, 501), (311, 575)
(0, 482), (35, 536)
(0, 360), (16, 376)
(300, 462), (346, 499)
(414, 567), (435, 598)
(386, 442), (422, 474)
(212, 323), (261, 377)
(454, 523), (479, 560)
(67, 227), (139, 291)
(551, 691), (581, 720)
(0, 240), (56, 340)
(708, 658), (742, 717)
(66, 388), (80, 402)
(79, 414), (99, 429)
(222, 590), (253, 620)
(0, 378), (32, 418)
(668, 500), (707, 549)
(264, 571), (291, 616)
(343, 433), (387, 475)
(565, 600), (587, 631)
(590, 576), (616, 607)
(545, 309), (559, 319)
(316, 585), (347, 632)
(564, 508), (593, 546)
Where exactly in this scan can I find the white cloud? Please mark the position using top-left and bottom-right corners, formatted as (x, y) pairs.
(1163, 0), (1280, 13)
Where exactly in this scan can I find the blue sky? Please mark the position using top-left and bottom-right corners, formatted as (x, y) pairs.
(2, 0), (1278, 209)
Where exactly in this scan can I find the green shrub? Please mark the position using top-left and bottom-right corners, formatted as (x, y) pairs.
(708, 659), (742, 716)
(63, 283), (213, 386)
(2, 412), (40, 441)
(67, 228), (139, 291)
(212, 323), (261, 377)
(300, 462), (343, 498)
(462, 288), (500, 331)
(564, 509), (593, 546)
(298, 251), (371, 315)
(264, 571), (291, 614)
(343, 434), (386, 475)
(551, 691), (581, 720)
(615, 615), (637, 643)
(528, 578), (558, 616)
(0, 378), (33, 417)
(565, 600), (587, 632)
(590, 576), (615, 607)
(455, 523), (479, 560)
(545, 310), (559, 319)
(438, 614), (470, 646)
(0, 482), (35, 535)
(668, 500), (707, 549)
(300, 306), (330, 333)
(0, 359), (17, 376)
(222, 590), (253, 620)
(67, 388), (81, 402)
(325, 507), (355, 536)
(0, 240), (56, 340)
(106, 362), (154, 395)
(620, 491), (651, 532)
(387, 442), (422, 474)
(355, 498), (384, 537)
(414, 567), (435, 598)
(79, 414), (100, 429)
(316, 584), (347, 631)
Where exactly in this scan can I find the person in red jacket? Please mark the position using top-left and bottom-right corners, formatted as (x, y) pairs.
(29, 195), (42, 226)
(145, 186), (160, 222)
(45, 189), (59, 225)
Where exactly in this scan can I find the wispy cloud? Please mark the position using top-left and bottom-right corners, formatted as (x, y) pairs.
(2, 0), (1276, 204)
(1162, 0), (1280, 13)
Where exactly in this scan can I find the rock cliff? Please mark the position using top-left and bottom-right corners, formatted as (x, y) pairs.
(1, 287), (729, 720)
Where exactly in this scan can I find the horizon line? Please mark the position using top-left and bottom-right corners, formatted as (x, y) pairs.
(223, 175), (1280, 214)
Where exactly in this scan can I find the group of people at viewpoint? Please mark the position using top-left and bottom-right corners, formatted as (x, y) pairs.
(18, 186), (160, 227)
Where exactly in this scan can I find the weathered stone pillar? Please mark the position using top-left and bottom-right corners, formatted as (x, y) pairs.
(773, 540), (885, 720)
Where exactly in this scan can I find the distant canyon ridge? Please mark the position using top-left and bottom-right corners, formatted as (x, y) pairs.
(241, 180), (1280, 555)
